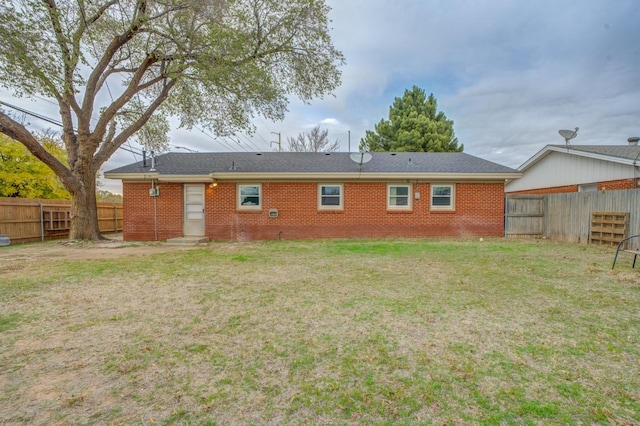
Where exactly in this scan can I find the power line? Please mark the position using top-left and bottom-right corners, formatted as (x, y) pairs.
(0, 100), (64, 127)
(33, 95), (61, 109)
(195, 126), (242, 152)
(255, 117), (278, 150)
(119, 145), (141, 154)
(32, 94), (107, 129)
(238, 133), (264, 152)
(254, 131), (271, 148)
(228, 136), (251, 152)
(0, 99), (144, 158)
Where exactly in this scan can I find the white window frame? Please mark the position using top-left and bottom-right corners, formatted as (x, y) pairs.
(578, 183), (598, 192)
(387, 184), (412, 210)
(430, 183), (455, 210)
(237, 184), (262, 210)
(318, 183), (344, 210)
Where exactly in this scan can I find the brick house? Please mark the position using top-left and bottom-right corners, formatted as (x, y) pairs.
(105, 152), (520, 241)
(505, 143), (640, 195)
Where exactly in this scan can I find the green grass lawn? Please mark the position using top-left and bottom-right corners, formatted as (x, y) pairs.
(0, 238), (638, 425)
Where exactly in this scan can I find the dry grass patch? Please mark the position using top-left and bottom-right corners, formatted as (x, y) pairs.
(0, 238), (638, 425)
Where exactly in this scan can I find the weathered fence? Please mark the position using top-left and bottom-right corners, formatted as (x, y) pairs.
(0, 197), (123, 243)
(505, 194), (545, 237)
(506, 189), (640, 244)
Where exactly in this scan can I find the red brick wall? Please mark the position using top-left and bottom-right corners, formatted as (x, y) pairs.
(508, 184), (578, 195)
(123, 181), (506, 241)
(598, 179), (639, 191)
(123, 182), (183, 241)
(508, 178), (639, 195)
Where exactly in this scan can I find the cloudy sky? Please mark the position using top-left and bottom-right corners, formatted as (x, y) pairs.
(3, 0), (640, 194)
(301, 0), (640, 162)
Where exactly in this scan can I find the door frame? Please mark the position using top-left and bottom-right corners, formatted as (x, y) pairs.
(183, 184), (205, 236)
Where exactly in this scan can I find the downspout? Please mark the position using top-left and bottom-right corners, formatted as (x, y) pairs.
(152, 179), (158, 241)
(150, 151), (158, 241)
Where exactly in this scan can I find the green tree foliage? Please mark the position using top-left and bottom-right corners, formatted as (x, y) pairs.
(286, 126), (340, 152)
(0, 134), (70, 199)
(0, 0), (344, 239)
(360, 86), (463, 153)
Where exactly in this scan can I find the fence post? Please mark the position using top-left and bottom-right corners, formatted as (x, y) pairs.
(503, 193), (507, 237)
(114, 205), (118, 232)
(40, 203), (44, 242)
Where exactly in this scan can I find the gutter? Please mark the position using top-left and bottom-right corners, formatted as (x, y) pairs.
(208, 172), (523, 181)
(103, 172), (160, 181)
(104, 171), (523, 182)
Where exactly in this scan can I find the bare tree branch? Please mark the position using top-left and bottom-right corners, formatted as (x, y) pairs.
(90, 52), (160, 147)
(94, 78), (177, 168)
(81, 0), (148, 129)
(287, 126), (339, 152)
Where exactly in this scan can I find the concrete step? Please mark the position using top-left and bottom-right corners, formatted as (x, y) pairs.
(165, 236), (209, 246)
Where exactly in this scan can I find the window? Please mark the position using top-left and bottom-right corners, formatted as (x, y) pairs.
(318, 184), (343, 210)
(237, 184), (261, 210)
(578, 183), (598, 192)
(387, 184), (412, 210)
(431, 184), (454, 210)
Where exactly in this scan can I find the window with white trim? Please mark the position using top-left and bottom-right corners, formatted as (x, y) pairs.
(578, 183), (597, 192)
(237, 184), (262, 210)
(387, 184), (412, 210)
(318, 184), (343, 210)
(430, 184), (454, 210)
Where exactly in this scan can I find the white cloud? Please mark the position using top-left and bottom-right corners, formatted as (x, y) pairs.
(320, 118), (340, 126)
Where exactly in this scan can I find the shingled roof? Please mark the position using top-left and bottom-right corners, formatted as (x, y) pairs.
(105, 151), (520, 181)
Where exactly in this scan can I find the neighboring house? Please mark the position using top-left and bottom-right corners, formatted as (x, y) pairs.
(506, 143), (640, 194)
(105, 152), (520, 241)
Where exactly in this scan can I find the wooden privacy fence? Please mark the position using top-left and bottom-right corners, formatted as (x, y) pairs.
(505, 194), (545, 237)
(0, 197), (123, 243)
(506, 189), (640, 244)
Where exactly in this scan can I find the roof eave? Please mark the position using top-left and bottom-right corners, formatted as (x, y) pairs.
(103, 172), (160, 180)
(159, 175), (214, 183)
(519, 145), (636, 172)
(104, 171), (521, 181)
(104, 173), (214, 183)
(209, 172), (522, 180)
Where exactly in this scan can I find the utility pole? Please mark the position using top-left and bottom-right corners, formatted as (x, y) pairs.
(270, 132), (281, 152)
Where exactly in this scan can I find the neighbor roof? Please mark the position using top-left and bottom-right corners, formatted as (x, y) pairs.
(105, 151), (520, 182)
(518, 145), (640, 172)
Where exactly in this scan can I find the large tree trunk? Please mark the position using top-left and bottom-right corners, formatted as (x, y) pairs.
(69, 160), (102, 241)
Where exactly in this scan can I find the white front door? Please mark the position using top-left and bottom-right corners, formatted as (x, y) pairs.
(183, 184), (205, 236)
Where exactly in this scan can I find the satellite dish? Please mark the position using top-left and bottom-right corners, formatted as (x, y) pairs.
(558, 127), (579, 146)
(349, 152), (372, 165)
